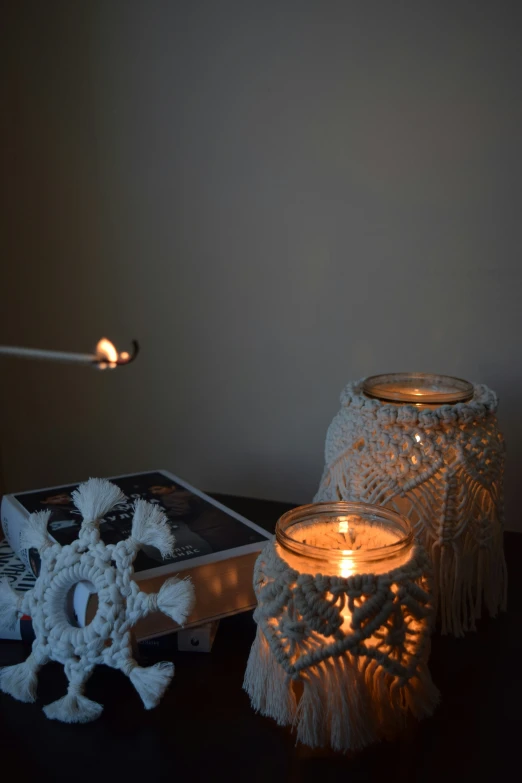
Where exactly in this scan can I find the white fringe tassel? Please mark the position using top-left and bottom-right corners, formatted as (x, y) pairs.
(129, 662), (174, 709)
(44, 688), (103, 723)
(20, 510), (52, 551)
(430, 535), (507, 637)
(131, 499), (175, 558)
(72, 478), (125, 522)
(243, 627), (297, 726)
(0, 656), (39, 703)
(0, 579), (23, 630)
(157, 577), (196, 625)
(244, 632), (439, 753)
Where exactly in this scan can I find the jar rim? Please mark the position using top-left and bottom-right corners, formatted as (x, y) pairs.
(275, 501), (414, 568)
(362, 372), (474, 404)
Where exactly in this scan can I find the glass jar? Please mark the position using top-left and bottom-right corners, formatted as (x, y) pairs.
(275, 501), (413, 578)
(362, 372), (474, 407)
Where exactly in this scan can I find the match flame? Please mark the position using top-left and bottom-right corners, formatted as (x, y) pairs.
(95, 338), (119, 369)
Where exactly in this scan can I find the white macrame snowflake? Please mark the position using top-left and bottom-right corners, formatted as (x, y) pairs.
(0, 478), (195, 723)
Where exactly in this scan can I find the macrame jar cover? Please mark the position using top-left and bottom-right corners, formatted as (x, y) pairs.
(244, 502), (439, 753)
(0, 478), (195, 723)
(315, 374), (507, 636)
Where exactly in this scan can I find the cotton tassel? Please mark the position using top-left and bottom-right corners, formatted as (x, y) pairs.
(299, 654), (380, 752)
(403, 664), (440, 720)
(426, 524), (507, 638)
(72, 478), (125, 522)
(43, 685), (103, 723)
(131, 499), (175, 558)
(243, 628), (296, 725)
(363, 661), (387, 721)
(0, 579), (23, 630)
(0, 655), (39, 702)
(294, 666), (327, 748)
(20, 510), (52, 551)
(129, 661), (174, 709)
(335, 655), (380, 750)
(156, 577), (195, 625)
(429, 539), (466, 637)
(325, 656), (363, 752)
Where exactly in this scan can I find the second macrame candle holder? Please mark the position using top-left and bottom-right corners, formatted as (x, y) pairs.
(315, 373), (507, 636)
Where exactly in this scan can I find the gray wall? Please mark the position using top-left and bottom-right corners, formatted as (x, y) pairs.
(2, 2), (522, 529)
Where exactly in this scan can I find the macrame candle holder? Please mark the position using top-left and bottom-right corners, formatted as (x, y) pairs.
(244, 502), (439, 753)
(315, 373), (507, 636)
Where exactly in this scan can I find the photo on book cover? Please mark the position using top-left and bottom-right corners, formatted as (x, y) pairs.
(15, 471), (267, 576)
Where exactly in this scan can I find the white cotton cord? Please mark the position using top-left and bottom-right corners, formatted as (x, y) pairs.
(44, 691), (103, 723)
(72, 478), (125, 522)
(0, 580), (23, 630)
(0, 478), (196, 723)
(156, 577), (196, 625)
(131, 499), (175, 558)
(20, 510), (53, 551)
(128, 662), (174, 709)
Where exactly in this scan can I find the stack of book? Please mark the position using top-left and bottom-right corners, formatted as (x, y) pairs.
(0, 470), (271, 654)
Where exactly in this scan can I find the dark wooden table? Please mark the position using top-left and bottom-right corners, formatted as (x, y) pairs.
(1, 495), (520, 782)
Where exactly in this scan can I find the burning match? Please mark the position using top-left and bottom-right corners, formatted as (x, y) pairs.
(0, 338), (139, 369)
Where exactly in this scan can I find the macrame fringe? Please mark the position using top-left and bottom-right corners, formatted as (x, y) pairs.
(131, 499), (175, 558)
(157, 577), (195, 625)
(43, 691), (103, 723)
(72, 478), (124, 522)
(129, 662), (174, 709)
(0, 579), (23, 630)
(244, 632), (440, 753)
(243, 627), (296, 726)
(295, 656), (387, 751)
(401, 664), (440, 720)
(0, 658), (38, 703)
(430, 536), (507, 637)
(21, 510), (52, 551)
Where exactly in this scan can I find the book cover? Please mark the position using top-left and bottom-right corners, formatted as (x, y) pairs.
(2, 470), (269, 579)
(0, 540), (36, 640)
(0, 539), (36, 593)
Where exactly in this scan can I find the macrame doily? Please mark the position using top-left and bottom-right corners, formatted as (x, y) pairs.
(315, 379), (507, 636)
(244, 539), (438, 752)
(0, 479), (195, 722)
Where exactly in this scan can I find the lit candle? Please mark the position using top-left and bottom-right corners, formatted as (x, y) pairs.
(244, 501), (439, 752)
(362, 372), (473, 406)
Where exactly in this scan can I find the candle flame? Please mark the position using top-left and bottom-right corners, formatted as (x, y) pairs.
(340, 549), (354, 579)
(95, 338), (119, 369)
(338, 519), (353, 577)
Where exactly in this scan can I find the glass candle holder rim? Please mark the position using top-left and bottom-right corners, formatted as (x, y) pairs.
(362, 372), (474, 405)
(275, 501), (414, 569)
